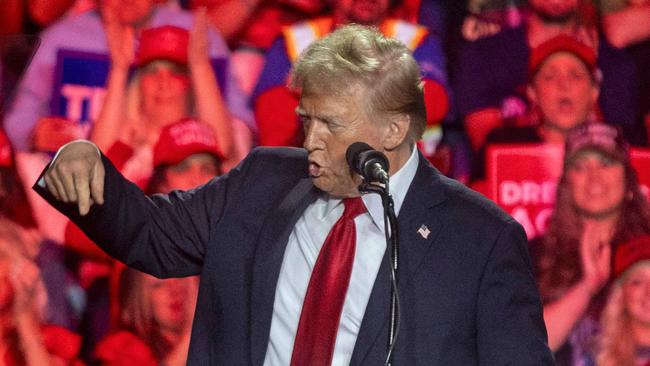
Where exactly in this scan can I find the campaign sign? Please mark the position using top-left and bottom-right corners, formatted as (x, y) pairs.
(487, 144), (563, 239)
(50, 49), (228, 136)
(487, 144), (650, 239)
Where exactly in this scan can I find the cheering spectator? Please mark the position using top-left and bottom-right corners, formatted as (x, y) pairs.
(529, 123), (650, 365)
(90, 9), (234, 187)
(472, 34), (601, 182)
(454, 0), (638, 151)
(3, 0), (250, 154)
(597, 235), (650, 366)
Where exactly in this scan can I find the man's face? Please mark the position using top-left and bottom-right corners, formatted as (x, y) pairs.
(529, 52), (598, 131)
(299, 88), (388, 198)
(101, 0), (155, 26)
(529, 0), (578, 22)
(333, 0), (391, 25)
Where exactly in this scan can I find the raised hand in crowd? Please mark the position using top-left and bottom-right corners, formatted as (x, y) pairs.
(540, 223), (612, 351)
(104, 6), (135, 72)
(579, 221), (613, 296)
(187, 7), (234, 160)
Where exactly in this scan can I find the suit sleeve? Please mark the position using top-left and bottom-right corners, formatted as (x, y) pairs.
(476, 219), (555, 364)
(33, 150), (257, 278)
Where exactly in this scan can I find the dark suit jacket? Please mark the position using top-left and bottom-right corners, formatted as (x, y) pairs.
(35, 147), (554, 365)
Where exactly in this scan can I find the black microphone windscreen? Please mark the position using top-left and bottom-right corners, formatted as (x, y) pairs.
(346, 142), (373, 174)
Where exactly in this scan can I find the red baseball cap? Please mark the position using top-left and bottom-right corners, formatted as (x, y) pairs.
(136, 25), (189, 67)
(153, 118), (223, 167)
(564, 123), (629, 165)
(529, 34), (598, 80)
(0, 129), (13, 168)
(614, 235), (650, 279)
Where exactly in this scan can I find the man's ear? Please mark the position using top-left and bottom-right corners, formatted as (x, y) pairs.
(383, 114), (410, 151)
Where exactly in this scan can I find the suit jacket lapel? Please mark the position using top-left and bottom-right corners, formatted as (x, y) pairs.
(250, 178), (318, 366)
(351, 154), (447, 364)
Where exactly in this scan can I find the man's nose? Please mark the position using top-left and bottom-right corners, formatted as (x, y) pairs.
(303, 120), (323, 151)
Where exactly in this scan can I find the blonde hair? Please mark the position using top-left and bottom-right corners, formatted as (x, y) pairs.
(125, 61), (195, 146)
(596, 262), (650, 366)
(290, 24), (427, 142)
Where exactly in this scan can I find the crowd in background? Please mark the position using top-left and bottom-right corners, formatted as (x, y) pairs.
(1, 0), (649, 365)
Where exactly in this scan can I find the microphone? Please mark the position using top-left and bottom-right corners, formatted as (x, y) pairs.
(346, 142), (390, 183)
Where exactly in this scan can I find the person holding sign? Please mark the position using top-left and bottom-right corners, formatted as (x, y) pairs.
(529, 123), (650, 365)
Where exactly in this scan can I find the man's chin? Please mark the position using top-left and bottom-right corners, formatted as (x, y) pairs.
(311, 177), (361, 198)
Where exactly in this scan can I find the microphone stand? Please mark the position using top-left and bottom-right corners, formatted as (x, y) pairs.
(359, 180), (400, 366)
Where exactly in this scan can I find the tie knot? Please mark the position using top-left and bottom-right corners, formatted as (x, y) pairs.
(342, 197), (366, 219)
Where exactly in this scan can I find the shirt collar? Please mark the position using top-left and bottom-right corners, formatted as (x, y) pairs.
(323, 145), (419, 231)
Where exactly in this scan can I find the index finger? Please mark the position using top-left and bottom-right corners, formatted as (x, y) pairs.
(74, 171), (92, 216)
(90, 161), (105, 206)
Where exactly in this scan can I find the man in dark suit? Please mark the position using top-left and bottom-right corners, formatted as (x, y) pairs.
(35, 24), (554, 365)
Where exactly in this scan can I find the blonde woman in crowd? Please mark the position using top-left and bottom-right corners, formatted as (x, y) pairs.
(91, 6), (235, 186)
(597, 235), (650, 366)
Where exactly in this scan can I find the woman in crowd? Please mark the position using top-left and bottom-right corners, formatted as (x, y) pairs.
(597, 235), (650, 366)
(91, 6), (234, 186)
(93, 267), (198, 366)
(530, 122), (650, 365)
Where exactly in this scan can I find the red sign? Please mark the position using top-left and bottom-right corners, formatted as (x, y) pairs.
(486, 144), (650, 238)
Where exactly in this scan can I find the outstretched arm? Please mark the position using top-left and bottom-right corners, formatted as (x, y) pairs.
(34, 140), (254, 277)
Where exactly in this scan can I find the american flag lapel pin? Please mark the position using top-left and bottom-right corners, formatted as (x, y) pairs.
(417, 224), (430, 239)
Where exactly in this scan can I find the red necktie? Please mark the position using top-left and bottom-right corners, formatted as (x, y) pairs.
(290, 197), (367, 366)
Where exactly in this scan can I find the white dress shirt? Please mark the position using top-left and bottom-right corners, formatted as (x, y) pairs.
(263, 146), (419, 365)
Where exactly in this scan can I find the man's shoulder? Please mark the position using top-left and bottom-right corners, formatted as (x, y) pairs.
(434, 169), (515, 228)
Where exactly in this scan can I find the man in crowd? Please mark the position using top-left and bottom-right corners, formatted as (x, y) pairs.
(454, 0), (638, 151)
(471, 34), (602, 182)
(35, 25), (553, 365)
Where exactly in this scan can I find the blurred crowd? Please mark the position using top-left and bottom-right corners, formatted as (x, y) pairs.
(1, 0), (649, 365)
